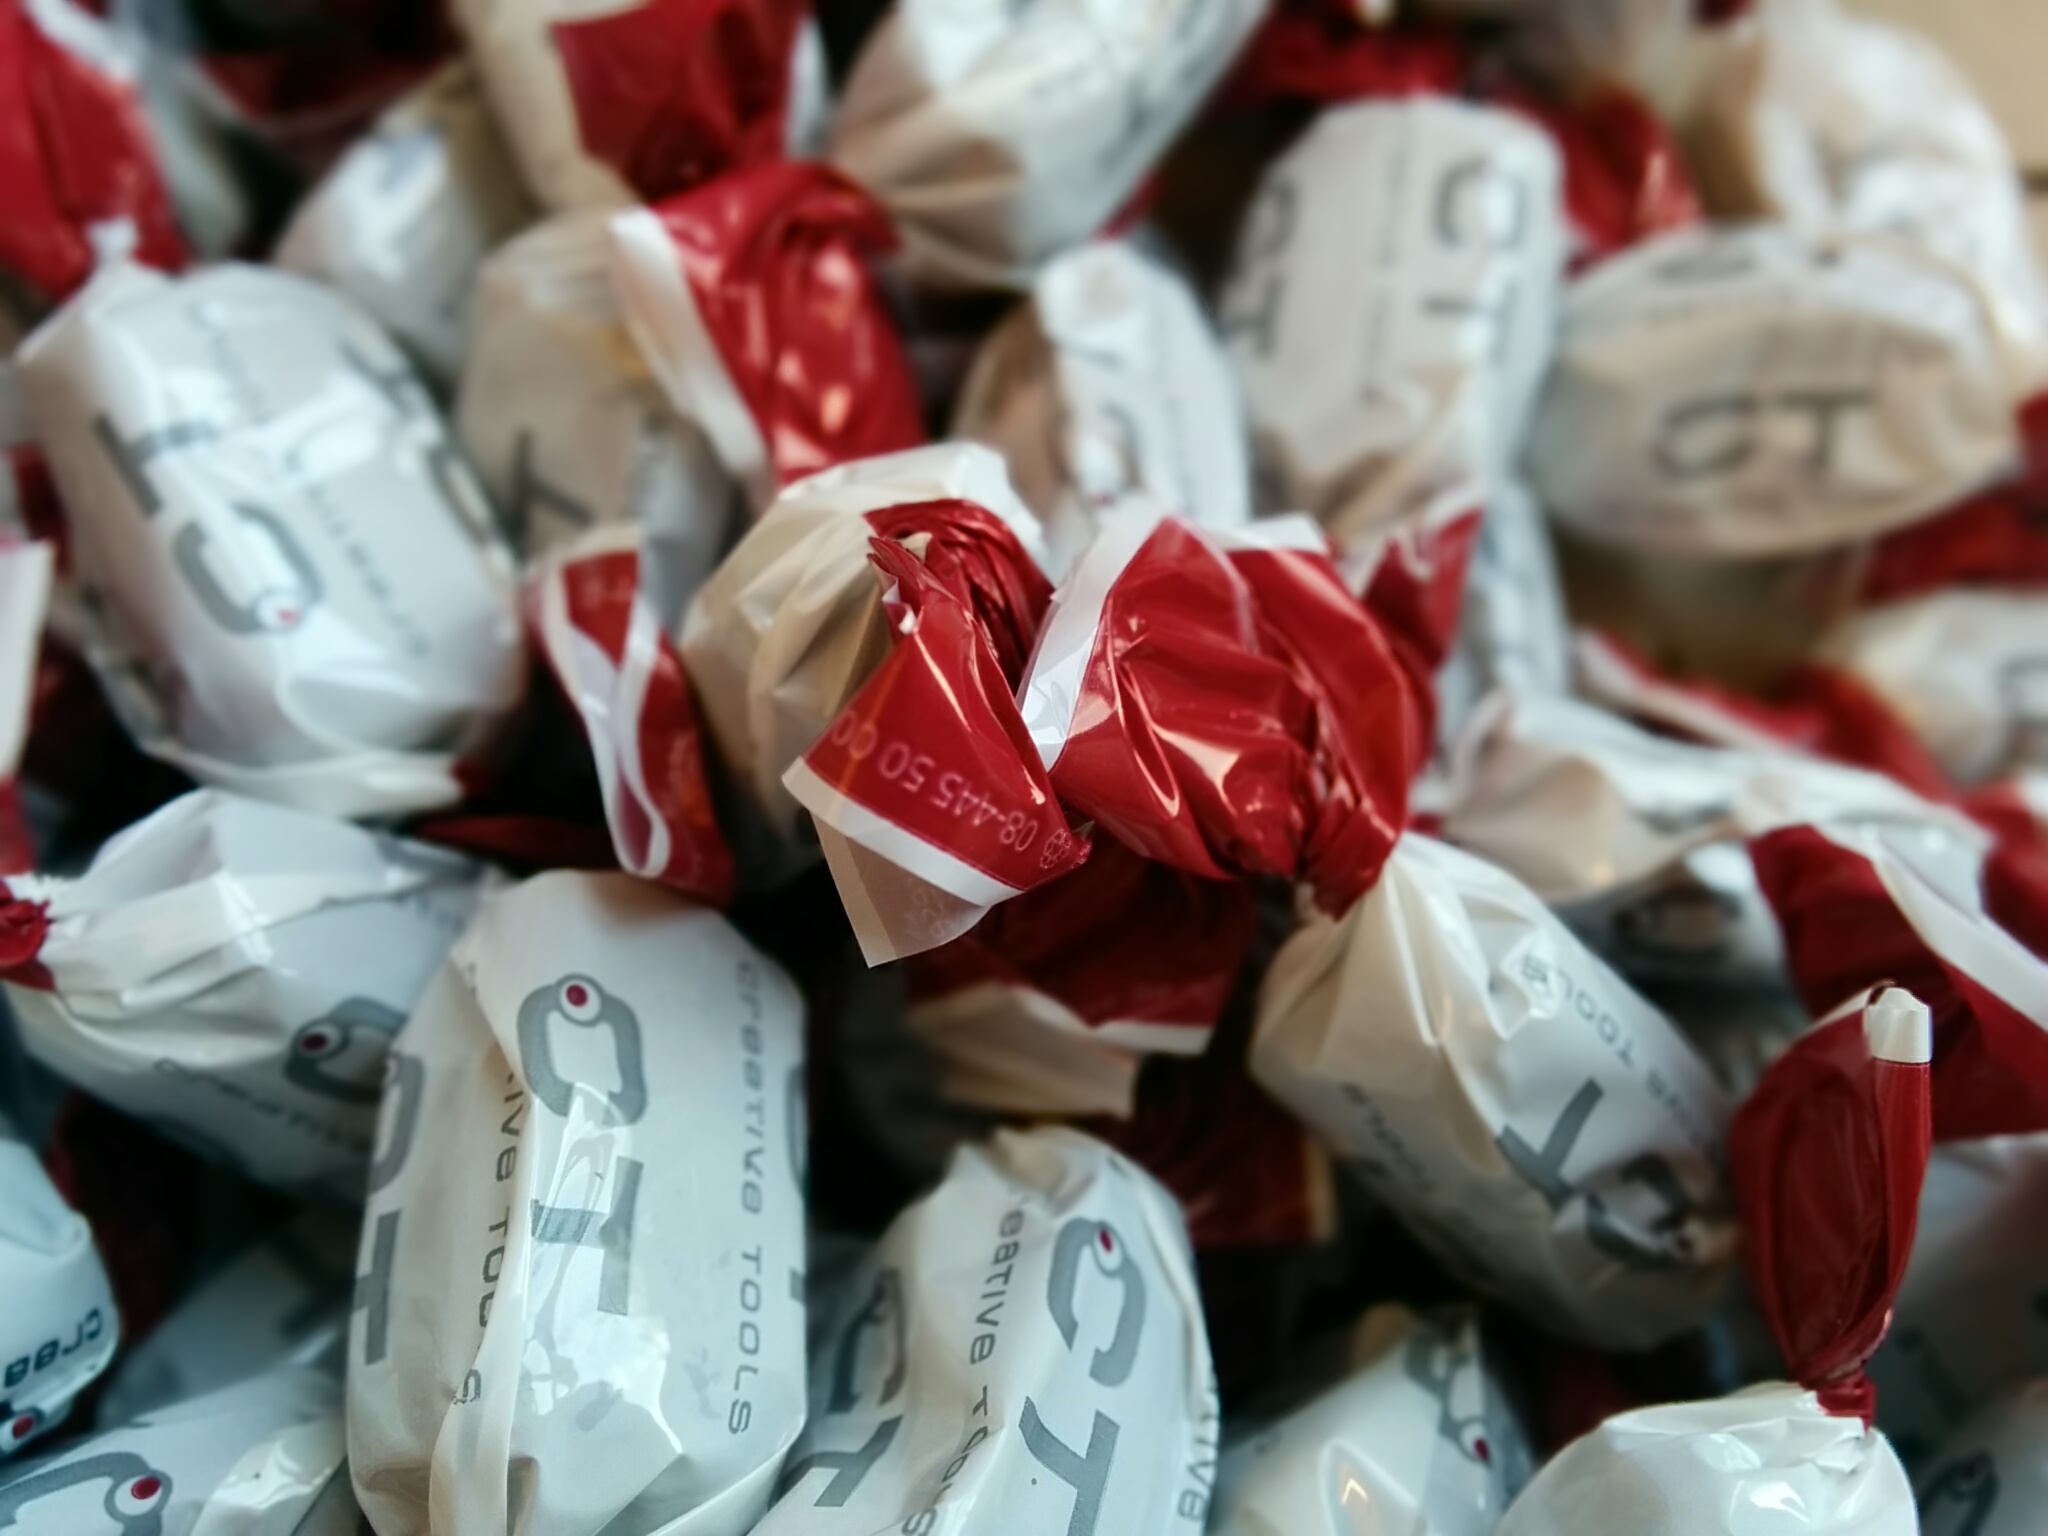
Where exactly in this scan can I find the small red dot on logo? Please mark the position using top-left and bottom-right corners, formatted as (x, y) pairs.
(301, 1031), (328, 1053)
(10, 1415), (31, 1437)
(1475, 1438), (1491, 1464)
(130, 1477), (161, 1500)
(1097, 1229), (1113, 1253)
(566, 984), (589, 1007)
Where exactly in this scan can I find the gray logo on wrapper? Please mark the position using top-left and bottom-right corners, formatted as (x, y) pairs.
(0, 1453), (173, 1535)
(286, 999), (405, 1105)
(171, 505), (324, 634)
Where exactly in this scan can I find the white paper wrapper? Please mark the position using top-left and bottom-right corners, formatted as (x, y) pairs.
(1494, 1384), (1914, 1536)
(827, 0), (1263, 288)
(0, 1366), (350, 1536)
(95, 1208), (356, 1430)
(1868, 1135), (2048, 1465)
(346, 870), (807, 1536)
(1527, 224), (2028, 558)
(15, 262), (526, 821)
(0, 1112), (116, 1459)
(2, 790), (483, 1202)
(1919, 1379), (2048, 1535)
(1210, 1305), (1529, 1536)
(1251, 833), (1736, 1351)
(1431, 480), (1570, 758)
(271, 60), (535, 387)
(951, 238), (1251, 579)
(749, 1125), (1218, 1535)
(679, 442), (1045, 882)
(1218, 98), (1564, 572)
(457, 211), (738, 618)
(1693, 0), (2048, 390)
(1814, 589), (2048, 789)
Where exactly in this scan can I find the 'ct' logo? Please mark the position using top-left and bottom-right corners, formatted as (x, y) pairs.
(516, 976), (647, 1126)
(1046, 1219), (1147, 1389)
(171, 504), (323, 635)
(0, 1452), (172, 1534)
(285, 998), (405, 1105)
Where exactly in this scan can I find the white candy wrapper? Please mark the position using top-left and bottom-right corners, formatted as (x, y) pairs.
(1493, 1383), (1914, 1536)
(0, 790), (483, 1202)
(1251, 833), (1736, 1350)
(1431, 480), (1570, 757)
(16, 262), (526, 821)
(346, 871), (808, 1536)
(1527, 224), (2031, 558)
(749, 1125), (1218, 1535)
(271, 60), (535, 386)
(1219, 98), (1564, 573)
(452, 0), (826, 214)
(1869, 1136), (2048, 1464)
(457, 211), (738, 611)
(1812, 590), (2048, 789)
(0, 1367), (350, 1536)
(1693, 0), (2048, 387)
(1209, 1305), (1530, 1536)
(0, 1112), (116, 1458)
(827, 0), (1264, 288)
(679, 443), (1046, 882)
(1919, 1380), (2048, 1535)
(951, 238), (1251, 578)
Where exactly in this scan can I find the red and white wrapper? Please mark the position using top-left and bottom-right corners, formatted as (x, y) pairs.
(272, 60), (536, 386)
(1528, 224), (2036, 559)
(1252, 833), (1737, 1351)
(1219, 97), (1564, 564)
(1018, 509), (1419, 915)
(526, 524), (735, 901)
(1209, 1305), (1532, 1536)
(680, 443), (1047, 882)
(0, 1366), (352, 1536)
(1494, 986), (1931, 1536)
(826, 0), (1263, 288)
(1424, 0), (1748, 98)
(457, 210), (739, 610)
(1918, 1380), (2048, 1535)
(16, 262), (526, 821)
(0, 0), (185, 303)
(0, 789), (483, 1202)
(452, 0), (826, 213)
(952, 238), (1253, 579)
(0, 1110), (117, 1459)
(608, 161), (926, 513)
(346, 871), (807, 1536)
(748, 1127), (1218, 1535)
(903, 838), (1258, 1116)
(1694, 0), (2048, 395)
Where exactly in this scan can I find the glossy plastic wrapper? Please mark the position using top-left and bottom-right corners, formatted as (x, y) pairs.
(1208, 1304), (1532, 1536)
(346, 871), (807, 1536)
(16, 262), (526, 821)
(0, 1110), (117, 1458)
(457, 210), (738, 603)
(951, 238), (1252, 579)
(1252, 832), (1737, 1350)
(749, 1125), (1218, 1535)
(0, 789), (483, 1201)
(609, 162), (925, 512)
(451, 0), (824, 213)
(1220, 97), (1564, 572)
(1918, 1380), (2048, 1535)
(272, 61), (535, 386)
(826, 0), (1264, 287)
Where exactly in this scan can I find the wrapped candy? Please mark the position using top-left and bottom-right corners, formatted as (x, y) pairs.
(0, 1366), (350, 1535)
(452, 0), (826, 213)
(457, 211), (738, 605)
(608, 161), (926, 512)
(272, 61), (536, 386)
(1252, 832), (1737, 1351)
(0, 1110), (117, 1457)
(951, 238), (1253, 577)
(1208, 1304), (1533, 1536)
(16, 262), (525, 820)
(346, 871), (808, 1536)
(827, 0), (1265, 288)
(679, 442), (1048, 882)
(1918, 1380), (2048, 1534)
(0, 789), (484, 1201)
(1493, 986), (1932, 1535)
(0, 535), (53, 872)
(748, 1126), (1219, 1534)
(0, 0), (186, 303)
(1528, 224), (2036, 559)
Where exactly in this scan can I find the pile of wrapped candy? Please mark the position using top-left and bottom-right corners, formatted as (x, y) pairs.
(4, 0), (2048, 1528)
